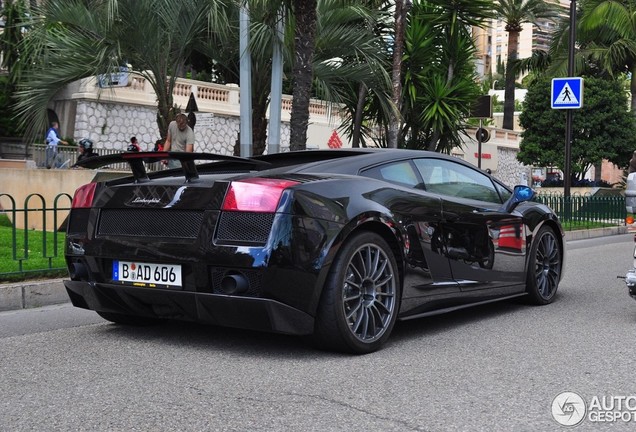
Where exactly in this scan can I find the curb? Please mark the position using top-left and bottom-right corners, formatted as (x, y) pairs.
(0, 226), (630, 313)
(0, 278), (68, 312)
(564, 225), (628, 241)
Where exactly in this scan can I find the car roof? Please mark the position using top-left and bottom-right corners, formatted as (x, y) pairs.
(252, 148), (466, 175)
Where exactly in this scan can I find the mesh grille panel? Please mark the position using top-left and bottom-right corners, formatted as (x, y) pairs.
(98, 209), (204, 238)
(216, 212), (274, 244)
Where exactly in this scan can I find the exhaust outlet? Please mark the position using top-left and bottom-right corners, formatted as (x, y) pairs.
(220, 273), (249, 295)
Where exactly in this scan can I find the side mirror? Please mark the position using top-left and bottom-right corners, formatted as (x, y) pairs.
(499, 185), (535, 213)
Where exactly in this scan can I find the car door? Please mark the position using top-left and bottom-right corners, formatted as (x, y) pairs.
(359, 160), (459, 303)
(412, 158), (527, 293)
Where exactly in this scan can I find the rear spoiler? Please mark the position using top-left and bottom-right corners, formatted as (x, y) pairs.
(75, 151), (270, 183)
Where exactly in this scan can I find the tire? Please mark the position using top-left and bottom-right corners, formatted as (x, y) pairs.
(313, 231), (400, 354)
(526, 226), (562, 305)
(96, 311), (162, 326)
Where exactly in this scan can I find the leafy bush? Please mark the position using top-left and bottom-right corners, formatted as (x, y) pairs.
(540, 178), (614, 188)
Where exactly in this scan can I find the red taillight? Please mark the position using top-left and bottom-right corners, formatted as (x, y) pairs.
(222, 178), (299, 212)
(72, 183), (97, 208)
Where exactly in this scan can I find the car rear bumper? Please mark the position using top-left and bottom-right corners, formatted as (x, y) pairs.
(64, 280), (315, 335)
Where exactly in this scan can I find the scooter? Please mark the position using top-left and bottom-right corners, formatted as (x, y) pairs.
(623, 172), (636, 299)
(624, 237), (636, 300)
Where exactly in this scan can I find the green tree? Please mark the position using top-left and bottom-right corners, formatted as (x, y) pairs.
(518, 76), (636, 180)
(0, 0), (28, 77)
(0, 0), (29, 137)
(494, 0), (556, 130)
(398, 0), (493, 152)
(14, 0), (231, 141)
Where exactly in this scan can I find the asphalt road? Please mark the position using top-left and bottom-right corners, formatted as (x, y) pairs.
(1, 234), (635, 431)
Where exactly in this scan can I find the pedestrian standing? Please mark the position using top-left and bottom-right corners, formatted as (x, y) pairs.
(45, 121), (68, 169)
(163, 113), (194, 169)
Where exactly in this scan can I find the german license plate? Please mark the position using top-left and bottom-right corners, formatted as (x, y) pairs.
(112, 261), (182, 288)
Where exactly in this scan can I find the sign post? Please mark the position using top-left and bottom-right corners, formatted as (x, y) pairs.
(470, 95), (492, 169)
(559, 0), (578, 199)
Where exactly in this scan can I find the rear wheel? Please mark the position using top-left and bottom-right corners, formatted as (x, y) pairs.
(313, 232), (400, 354)
(96, 311), (162, 326)
(526, 226), (561, 305)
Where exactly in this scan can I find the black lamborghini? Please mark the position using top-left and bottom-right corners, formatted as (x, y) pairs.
(64, 149), (564, 353)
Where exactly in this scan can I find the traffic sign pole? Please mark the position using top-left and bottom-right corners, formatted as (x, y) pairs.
(565, 0), (576, 199)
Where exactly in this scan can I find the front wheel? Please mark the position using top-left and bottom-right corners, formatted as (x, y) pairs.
(313, 231), (400, 354)
(526, 226), (562, 305)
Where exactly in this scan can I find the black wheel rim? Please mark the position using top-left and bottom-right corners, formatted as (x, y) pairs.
(534, 231), (560, 299)
(342, 243), (397, 343)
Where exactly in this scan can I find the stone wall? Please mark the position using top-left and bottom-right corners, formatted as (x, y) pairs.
(496, 146), (532, 188)
(73, 100), (290, 154)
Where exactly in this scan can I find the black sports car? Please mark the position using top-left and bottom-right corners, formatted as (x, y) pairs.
(64, 149), (564, 353)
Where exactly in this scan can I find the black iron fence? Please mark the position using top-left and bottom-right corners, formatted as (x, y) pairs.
(0, 192), (71, 281)
(0, 190), (628, 281)
(535, 192), (626, 230)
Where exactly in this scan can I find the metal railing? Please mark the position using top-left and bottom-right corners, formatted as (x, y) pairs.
(31, 144), (133, 171)
(536, 192), (626, 230)
(0, 192), (70, 281)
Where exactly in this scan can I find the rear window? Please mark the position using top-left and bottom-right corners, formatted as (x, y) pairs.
(361, 161), (419, 188)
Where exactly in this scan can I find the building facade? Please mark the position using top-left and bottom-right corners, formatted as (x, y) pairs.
(474, 1), (571, 80)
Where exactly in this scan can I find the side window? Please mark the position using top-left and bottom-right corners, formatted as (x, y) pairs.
(494, 181), (512, 202)
(413, 158), (502, 203)
(360, 161), (419, 188)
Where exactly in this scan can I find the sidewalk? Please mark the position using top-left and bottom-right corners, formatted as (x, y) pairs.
(0, 226), (630, 313)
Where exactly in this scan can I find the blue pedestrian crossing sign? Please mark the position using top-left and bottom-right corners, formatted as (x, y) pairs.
(551, 77), (584, 109)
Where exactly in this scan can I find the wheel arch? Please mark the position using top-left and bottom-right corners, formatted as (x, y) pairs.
(526, 218), (565, 279)
(308, 216), (406, 317)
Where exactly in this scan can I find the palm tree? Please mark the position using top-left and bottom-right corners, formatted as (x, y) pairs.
(493, 0), (556, 130)
(287, 0), (318, 150)
(310, 1), (392, 148)
(14, 0), (231, 140)
(578, 0), (636, 114)
(386, 0), (411, 149)
(215, 0), (391, 154)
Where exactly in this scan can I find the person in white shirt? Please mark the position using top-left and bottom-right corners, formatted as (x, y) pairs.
(45, 121), (68, 169)
(163, 113), (194, 169)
